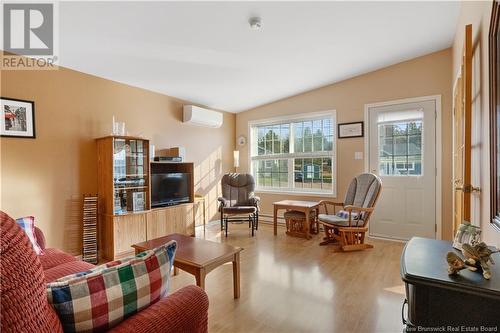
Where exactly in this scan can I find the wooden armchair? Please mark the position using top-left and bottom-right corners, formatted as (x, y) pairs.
(318, 173), (382, 251)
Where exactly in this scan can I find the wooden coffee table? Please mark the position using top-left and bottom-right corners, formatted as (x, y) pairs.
(132, 233), (243, 298)
(273, 200), (320, 239)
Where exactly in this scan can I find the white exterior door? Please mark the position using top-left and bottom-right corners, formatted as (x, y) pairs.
(367, 99), (436, 240)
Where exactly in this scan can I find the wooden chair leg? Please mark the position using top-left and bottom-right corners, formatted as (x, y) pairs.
(225, 217), (228, 237)
(220, 211), (224, 231)
(251, 214), (255, 237)
(319, 225), (336, 246)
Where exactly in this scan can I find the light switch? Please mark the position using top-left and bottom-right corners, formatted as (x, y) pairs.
(354, 152), (363, 160)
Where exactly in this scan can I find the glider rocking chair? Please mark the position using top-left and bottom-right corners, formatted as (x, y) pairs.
(318, 173), (382, 252)
(218, 173), (260, 237)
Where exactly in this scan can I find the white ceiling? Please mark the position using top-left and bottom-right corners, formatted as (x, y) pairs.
(59, 1), (460, 113)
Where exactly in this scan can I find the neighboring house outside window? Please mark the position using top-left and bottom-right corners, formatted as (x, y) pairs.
(249, 111), (336, 196)
(378, 119), (423, 176)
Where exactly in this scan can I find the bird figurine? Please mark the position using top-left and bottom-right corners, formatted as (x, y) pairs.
(446, 242), (496, 280)
(462, 242), (495, 280)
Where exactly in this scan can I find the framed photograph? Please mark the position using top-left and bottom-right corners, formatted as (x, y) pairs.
(452, 223), (482, 251)
(338, 121), (364, 138)
(1, 97), (35, 138)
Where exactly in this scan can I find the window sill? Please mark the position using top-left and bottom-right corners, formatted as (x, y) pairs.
(255, 189), (336, 198)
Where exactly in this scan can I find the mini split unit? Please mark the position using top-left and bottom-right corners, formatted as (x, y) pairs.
(183, 105), (223, 128)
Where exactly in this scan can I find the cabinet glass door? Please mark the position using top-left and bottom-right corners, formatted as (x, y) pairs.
(113, 138), (149, 214)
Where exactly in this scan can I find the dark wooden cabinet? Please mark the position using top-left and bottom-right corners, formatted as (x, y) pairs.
(400, 237), (500, 330)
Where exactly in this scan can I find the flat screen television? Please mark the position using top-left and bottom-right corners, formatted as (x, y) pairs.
(151, 173), (190, 207)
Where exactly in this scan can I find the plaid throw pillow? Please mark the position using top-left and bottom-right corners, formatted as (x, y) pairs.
(46, 241), (176, 333)
(337, 210), (360, 220)
(15, 216), (43, 255)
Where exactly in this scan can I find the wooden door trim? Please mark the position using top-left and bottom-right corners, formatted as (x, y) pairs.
(489, 0), (500, 231)
(463, 24), (473, 222)
(363, 94), (442, 239)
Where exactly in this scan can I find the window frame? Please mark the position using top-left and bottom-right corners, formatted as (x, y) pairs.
(248, 110), (337, 197)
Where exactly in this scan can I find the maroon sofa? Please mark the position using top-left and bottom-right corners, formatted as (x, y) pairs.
(0, 211), (209, 333)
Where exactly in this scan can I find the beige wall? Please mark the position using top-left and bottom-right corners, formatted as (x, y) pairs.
(452, 0), (500, 248)
(236, 49), (454, 239)
(0, 66), (235, 254)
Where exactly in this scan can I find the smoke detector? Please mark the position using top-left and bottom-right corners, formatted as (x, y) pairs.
(249, 17), (262, 30)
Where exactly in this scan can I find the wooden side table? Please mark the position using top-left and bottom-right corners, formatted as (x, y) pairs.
(273, 200), (319, 239)
(401, 237), (500, 328)
(132, 233), (243, 298)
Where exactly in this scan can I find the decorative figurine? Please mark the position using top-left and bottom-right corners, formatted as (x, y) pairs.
(462, 242), (495, 280)
(446, 242), (496, 280)
(446, 252), (471, 275)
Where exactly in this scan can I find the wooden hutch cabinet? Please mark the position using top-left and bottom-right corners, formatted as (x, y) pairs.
(97, 136), (195, 261)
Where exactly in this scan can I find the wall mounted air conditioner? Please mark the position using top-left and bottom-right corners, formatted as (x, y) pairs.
(183, 105), (223, 128)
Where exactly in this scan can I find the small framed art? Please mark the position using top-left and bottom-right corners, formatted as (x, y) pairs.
(1, 97), (35, 138)
(338, 121), (363, 138)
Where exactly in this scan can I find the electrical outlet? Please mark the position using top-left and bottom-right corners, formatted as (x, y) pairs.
(354, 152), (363, 160)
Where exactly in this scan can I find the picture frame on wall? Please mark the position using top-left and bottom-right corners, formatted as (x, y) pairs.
(0, 97), (35, 138)
(338, 121), (363, 138)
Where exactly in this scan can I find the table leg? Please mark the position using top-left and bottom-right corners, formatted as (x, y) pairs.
(305, 209), (311, 239)
(233, 252), (240, 299)
(203, 199), (206, 229)
(173, 267), (179, 276)
(273, 205), (278, 236)
(195, 268), (206, 290)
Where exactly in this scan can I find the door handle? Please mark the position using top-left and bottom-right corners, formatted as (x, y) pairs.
(455, 184), (481, 193)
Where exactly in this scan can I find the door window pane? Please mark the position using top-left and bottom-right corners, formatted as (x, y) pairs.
(378, 120), (423, 176)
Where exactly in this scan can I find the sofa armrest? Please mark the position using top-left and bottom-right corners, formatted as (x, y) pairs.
(34, 226), (46, 250)
(109, 285), (209, 333)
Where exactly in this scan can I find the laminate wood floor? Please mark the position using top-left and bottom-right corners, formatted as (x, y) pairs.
(170, 222), (405, 333)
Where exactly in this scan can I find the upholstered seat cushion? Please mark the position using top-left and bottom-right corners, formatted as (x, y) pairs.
(223, 206), (257, 215)
(318, 213), (364, 227)
(283, 210), (316, 219)
(44, 260), (96, 283)
(39, 248), (79, 270)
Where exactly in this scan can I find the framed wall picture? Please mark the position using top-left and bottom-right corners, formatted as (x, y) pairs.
(1, 97), (35, 138)
(338, 121), (363, 138)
